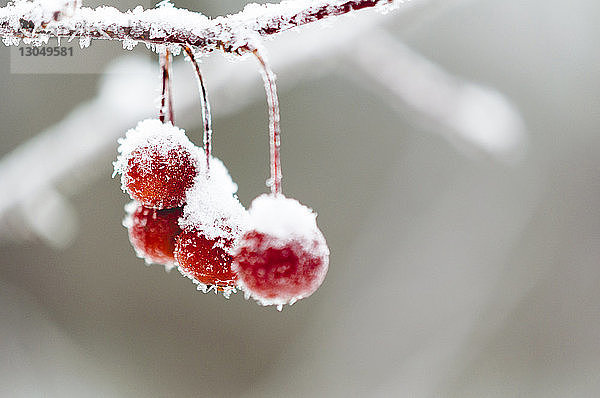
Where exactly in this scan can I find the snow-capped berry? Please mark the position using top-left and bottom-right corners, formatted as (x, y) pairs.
(123, 202), (183, 270)
(175, 169), (248, 296)
(124, 145), (197, 209)
(114, 119), (200, 209)
(232, 194), (329, 309)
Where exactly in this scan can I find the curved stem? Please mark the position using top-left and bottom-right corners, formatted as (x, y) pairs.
(159, 49), (174, 124)
(159, 52), (167, 123)
(166, 50), (174, 124)
(182, 45), (212, 172)
(253, 48), (282, 195)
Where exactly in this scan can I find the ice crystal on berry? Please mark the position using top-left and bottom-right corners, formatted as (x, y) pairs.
(179, 170), (247, 239)
(113, 119), (200, 209)
(175, 229), (238, 296)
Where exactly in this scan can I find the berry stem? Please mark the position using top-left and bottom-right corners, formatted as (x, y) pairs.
(166, 50), (175, 124)
(159, 52), (166, 123)
(182, 45), (212, 172)
(159, 49), (174, 124)
(253, 48), (282, 195)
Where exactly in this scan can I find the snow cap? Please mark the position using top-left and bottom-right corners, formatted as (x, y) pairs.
(247, 194), (321, 242)
(179, 170), (248, 243)
(113, 118), (200, 178)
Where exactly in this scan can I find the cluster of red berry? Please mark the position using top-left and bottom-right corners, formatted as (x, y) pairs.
(113, 47), (329, 310)
(114, 119), (329, 309)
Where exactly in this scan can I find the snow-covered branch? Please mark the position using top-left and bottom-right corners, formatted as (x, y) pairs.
(0, 0), (400, 54)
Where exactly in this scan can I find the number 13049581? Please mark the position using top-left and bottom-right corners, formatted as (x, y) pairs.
(19, 46), (73, 56)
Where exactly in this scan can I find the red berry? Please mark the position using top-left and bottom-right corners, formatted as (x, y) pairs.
(174, 171), (249, 295)
(175, 228), (238, 292)
(233, 194), (329, 309)
(124, 203), (183, 269)
(124, 144), (197, 209)
(114, 119), (200, 209)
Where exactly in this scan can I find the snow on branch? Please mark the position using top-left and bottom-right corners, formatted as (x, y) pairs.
(0, 0), (401, 53)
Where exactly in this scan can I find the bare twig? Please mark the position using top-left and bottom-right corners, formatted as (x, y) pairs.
(0, 0), (399, 54)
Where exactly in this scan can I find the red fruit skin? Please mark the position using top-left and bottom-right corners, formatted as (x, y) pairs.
(233, 231), (328, 304)
(174, 229), (237, 289)
(124, 145), (197, 209)
(127, 206), (183, 266)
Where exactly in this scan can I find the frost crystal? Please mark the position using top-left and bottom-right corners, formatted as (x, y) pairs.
(2, 36), (19, 46)
(113, 119), (199, 183)
(246, 194), (322, 243)
(375, 0), (405, 15)
(79, 35), (91, 48)
(0, 0), (401, 57)
(179, 171), (248, 243)
(122, 38), (138, 50)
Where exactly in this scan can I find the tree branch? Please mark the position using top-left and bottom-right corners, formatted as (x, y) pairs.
(0, 0), (399, 54)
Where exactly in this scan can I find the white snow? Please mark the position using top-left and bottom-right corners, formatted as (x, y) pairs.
(245, 194), (321, 242)
(176, 270), (238, 299)
(0, 1), (212, 50)
(203, 156), (238, 195)
(121, 200), (138, 230)
(122, 38), (137, 50)
(78, 35), (90, 48)
(0, 0), (402, 54)
(179, 170), (248, 244)
(113, 118), (199, 175)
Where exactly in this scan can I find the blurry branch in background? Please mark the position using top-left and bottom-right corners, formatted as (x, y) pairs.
(345, 27), (526, 161)
(0, 1), (527, 247)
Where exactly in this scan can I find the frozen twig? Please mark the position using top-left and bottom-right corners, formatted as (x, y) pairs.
(0, 0), (401, 54)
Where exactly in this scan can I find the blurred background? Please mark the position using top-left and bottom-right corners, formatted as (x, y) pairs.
(1, 0), (599, 396)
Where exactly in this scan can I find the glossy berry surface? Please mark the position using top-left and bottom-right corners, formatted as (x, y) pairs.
(233, 230), (329, 306)
(174, 228), (237, 289)
(126, 205), (183, 267)
(123, 144), (198, 209)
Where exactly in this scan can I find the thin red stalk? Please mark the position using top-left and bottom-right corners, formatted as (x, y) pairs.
(159, 52), (167, 123)
(182, 45), (212, 172)
(166, 50), (174, 124)
(253, 48), (282, 195)
(158, 50), (174, 124)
